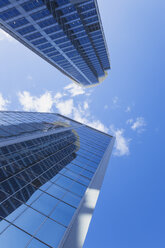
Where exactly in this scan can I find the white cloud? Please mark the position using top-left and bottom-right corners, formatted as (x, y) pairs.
(87, 120), (108, 133)
(111, 96), (120, 109)
(0, 29), (14, 42)
(131, 117), (146, 133)
(54, 92), (64, 100)
(85, 92), (92, 97)
(53, 93), (108, 133)
(17, 85), (130, 157)
(27, 75), (33, 80)
(18, 91), (53, 112)
(104, 105), (108, 110)
(73, 104), (108, 133)
(112, 96), (119, 105)
(64, 83), (85, 97)
(126, 119), (133, 124)
(84, 101), (89, 110)
(56, 99), (74, 116)
(125, 106), (131, 112)
(110, 125), (130, 156)
(0, 93), (9, 110)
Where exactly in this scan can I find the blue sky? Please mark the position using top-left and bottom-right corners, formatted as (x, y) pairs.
(0, 0), (165, 247)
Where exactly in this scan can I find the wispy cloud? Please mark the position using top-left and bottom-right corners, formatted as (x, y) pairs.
(112, 96), (119, 105)
(0, 93), (10, 110)
(127, 117), (146, 133)
(27, 75), (33, 80)
(131, 117), (146, 133)
(111, 96), (120, 109)
(84, 101), (89, 110)
(126, 119), (133, 124)
(125, 106), (131, 112)
(110, 125), (130, 156)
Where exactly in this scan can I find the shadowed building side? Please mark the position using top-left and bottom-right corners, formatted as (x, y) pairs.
(0, 122), (79, 221)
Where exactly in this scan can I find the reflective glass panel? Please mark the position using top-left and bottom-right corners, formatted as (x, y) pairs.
(0, 111), (112, 246)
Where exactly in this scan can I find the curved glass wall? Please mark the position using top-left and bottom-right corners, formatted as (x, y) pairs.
(0, 111), (112, 247)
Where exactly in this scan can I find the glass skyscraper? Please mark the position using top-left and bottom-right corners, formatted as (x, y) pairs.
(0, 0), (110, 87)
(0, 111), (114, 247)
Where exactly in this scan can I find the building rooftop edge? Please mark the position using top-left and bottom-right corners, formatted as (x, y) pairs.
(57, 113), (114, 138)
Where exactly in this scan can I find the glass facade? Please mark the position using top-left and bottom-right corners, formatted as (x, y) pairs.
(0, 111), (113, 247)
(0, 0), (110, 87)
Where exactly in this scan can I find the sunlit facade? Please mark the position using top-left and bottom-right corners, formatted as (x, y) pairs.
(0, 0), (110, 87)
(0, 111), (114, 247)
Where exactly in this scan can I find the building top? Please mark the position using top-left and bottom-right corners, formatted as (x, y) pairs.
(0, 111), (113, 146)
(0, 0), (110, 87)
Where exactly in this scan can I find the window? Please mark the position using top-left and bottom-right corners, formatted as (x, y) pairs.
(25, 32), (42, 41)
(21, 0), (43, 12)
(50, 201), (75, 226)
(36, 218), (66, 247)
(31, 193), (59, 216)
(30, 8), (50, 20)
(0, 223), (30, 248)
(17, 25), (36, 35)
(14, 207), (45, 235)
(31, 38), (47, 45)
(0, 0), (10, 8)
(8, 17), (29, 29)
(37, 17), (56, 28)
(0, 8), (20, 21)
(37, 43), (52, 50)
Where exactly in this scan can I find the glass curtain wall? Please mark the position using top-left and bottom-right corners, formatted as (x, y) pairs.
(0, 111), (112, 247)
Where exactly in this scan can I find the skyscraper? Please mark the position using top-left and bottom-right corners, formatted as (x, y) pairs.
(0, 0), (110, 87)
(0, 111), (114, 247)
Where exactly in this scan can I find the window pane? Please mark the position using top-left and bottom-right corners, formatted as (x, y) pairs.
(50, 201), (75, 226)
(31, 193), (58, 216)
(27, 237), (49, 248)
(46, 184), (66, 199)
(36, 218), (66, 247)
(14, 208), (45, 235)
(0, 219), (10, 234)
(6, 203), (28, 223)
(63, 192), (81, 208)
(0, 223), (30, 247)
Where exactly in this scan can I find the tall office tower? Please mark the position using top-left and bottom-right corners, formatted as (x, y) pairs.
(0, 0), (110, 87)
(0, 111), (114, 248)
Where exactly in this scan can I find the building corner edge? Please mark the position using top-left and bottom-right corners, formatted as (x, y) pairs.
(58, 137), (115, 248)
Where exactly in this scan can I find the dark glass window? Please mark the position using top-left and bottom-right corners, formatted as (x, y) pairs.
(0, 0), (10, 8)
(0, 8), (20, 21)
(17, 25), (36, 35)
(25, 32), (42, 40)
(30, 8), (50, 20)
(8, 17), (29, 29)
(37, 43), (52, 50)
(21, 0), (43, 12)
(31, 37), (47, 45)
(37, 17), (56, 28)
